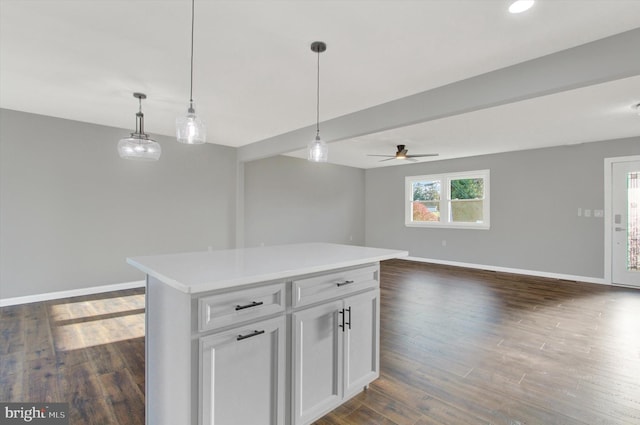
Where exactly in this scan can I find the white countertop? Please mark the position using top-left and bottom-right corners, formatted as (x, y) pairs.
(127, 243), (408, 294)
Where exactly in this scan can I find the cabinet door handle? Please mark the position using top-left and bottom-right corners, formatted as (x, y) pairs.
(345, 306), (351, 330)
(336, 280), (354, 287)
(235, 301), (264, 311)
(338, 309), (345, 332)
(237, 330), (265, 341)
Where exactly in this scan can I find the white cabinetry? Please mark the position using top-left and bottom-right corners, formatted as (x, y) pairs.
(292, 269), (380, 425)
(343, 290), (379, 399)
(292, 300), (343, 425)
(200, 316), (286, 425)
(134, 244), (408, 425)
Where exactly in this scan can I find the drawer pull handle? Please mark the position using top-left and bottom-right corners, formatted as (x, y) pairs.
(237, 330), (265, 341)
(235, 301), (264, 311)
(336, 280), (354, 287)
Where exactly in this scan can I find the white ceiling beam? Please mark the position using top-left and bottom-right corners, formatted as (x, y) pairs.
(238, 28), (640, 163)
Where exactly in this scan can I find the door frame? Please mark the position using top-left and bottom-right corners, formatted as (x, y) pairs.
(604, 155), (640, 286)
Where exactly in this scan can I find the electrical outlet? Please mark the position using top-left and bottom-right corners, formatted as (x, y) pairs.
(442, 240), (447, 247)
(594, 210), (604, 218)
(584, 209), (592, 218)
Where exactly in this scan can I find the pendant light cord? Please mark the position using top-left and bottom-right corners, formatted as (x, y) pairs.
(189, 0), (195, 106)
(316, 47), (320, 137)
(136, 95), (143, 135)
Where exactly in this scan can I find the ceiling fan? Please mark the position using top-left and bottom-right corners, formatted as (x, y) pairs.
(367, 144), (438, 162)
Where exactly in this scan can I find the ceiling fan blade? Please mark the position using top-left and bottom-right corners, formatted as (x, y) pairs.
(367, 154), (395, 157)
(379, 157), (397, 162)
(407, 154), (439, 158)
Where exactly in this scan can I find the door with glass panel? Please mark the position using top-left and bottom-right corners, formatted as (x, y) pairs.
(612, 160), (640, 287)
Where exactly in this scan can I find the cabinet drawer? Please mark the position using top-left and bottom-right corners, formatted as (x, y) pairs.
(292, 265), (378, 308)
(198, 283), (286, 332)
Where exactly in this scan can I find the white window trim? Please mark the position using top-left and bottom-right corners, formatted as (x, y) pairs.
(405, 169), (490, 230)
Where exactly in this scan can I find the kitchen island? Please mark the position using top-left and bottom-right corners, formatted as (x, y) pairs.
(127, 243), (407, 425)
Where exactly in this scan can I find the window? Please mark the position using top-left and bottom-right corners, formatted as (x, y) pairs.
(406, 170), (490, 229)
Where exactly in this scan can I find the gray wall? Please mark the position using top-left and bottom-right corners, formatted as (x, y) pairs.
(244, 155), (365, 247)
(365, 137), (640, 279)
(0, 109), (237, 299)
(3, 107), (638, 298)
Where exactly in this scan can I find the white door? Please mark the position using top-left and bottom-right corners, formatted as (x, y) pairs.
(292, 300), (343, 425)
(200, 316), (286, 425)
(343, 290), (379, 399)
(612, 160), (640, 287)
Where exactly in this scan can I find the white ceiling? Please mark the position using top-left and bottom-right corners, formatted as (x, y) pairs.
(286, 75), (640, 168)
(1, 0), (640, 169)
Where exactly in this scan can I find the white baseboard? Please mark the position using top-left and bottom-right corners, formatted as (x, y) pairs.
(404, 256), (608, 286)
(0, 280), (146, 307)
(0, 259), (610, 307)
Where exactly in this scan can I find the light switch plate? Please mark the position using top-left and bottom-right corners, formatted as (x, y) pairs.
(594, 210), (604, 218)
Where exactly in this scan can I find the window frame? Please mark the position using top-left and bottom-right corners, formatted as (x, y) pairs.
(405, 169), (490, 229)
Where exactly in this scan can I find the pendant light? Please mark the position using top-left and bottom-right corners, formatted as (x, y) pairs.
(118, 93), (162, 161)
(176, 0), (206, 144)
(308, 41), (328, 163)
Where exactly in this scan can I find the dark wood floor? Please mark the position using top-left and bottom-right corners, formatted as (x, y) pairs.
(2, 260), (640, 424)
(0, 288), (146, 424)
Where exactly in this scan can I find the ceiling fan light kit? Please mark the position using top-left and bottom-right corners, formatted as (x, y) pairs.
(117, 92), (162, 161)
(367, 144), (438, 163)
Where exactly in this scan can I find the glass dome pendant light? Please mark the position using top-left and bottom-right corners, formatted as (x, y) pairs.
(307, 41), (328, 163)
(176, 0), (206, 144)
(117, 93), (162, 161)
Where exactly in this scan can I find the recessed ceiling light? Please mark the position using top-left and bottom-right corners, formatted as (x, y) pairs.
(509, 0), (535, 14)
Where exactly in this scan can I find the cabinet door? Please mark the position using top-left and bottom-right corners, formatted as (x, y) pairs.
(292, 300), (343, 425)
(200, 316), (286, 425)
(343, 290), (380, 399)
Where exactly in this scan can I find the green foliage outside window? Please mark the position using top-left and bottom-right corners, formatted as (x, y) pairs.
(450, 178), (484, 200)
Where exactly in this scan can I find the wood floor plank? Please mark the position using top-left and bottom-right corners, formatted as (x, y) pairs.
(0, 314), (25, 355)
(85, 344), (126, 375)
(356, 387), (422, 425)
(59, 361), (102, 400)
(0, 369), (26, 401)
(371, 374), (481, 425)
(114, 337), (145, 394)
(26, 356), (62, 402)
(99, 368), (145, 425)
(343, 404), (401, 425)
(68, 396), (118, 425)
